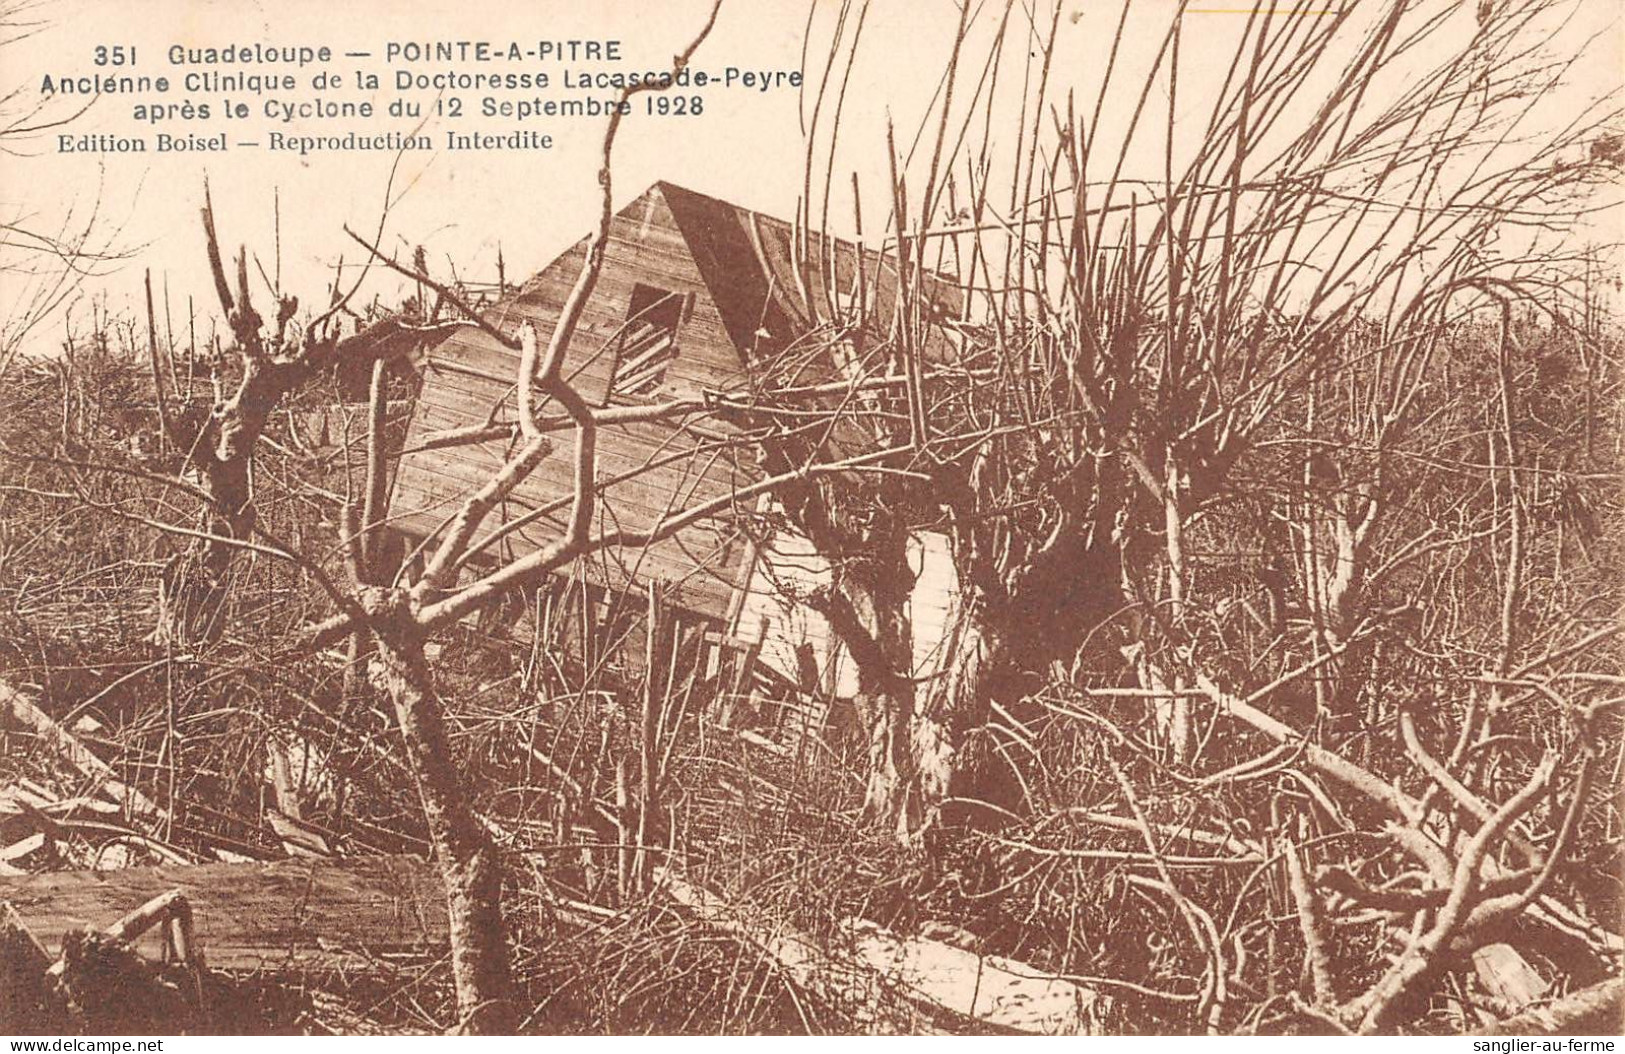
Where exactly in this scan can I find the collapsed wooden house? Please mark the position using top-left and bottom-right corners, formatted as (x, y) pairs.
(390, 181), (965, 705)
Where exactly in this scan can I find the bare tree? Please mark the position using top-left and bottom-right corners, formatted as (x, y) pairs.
(0, 0), (136, 378)
(747, 0), (1621, 1030)
(5, 0), (1617, 1035)
(780, 0), (1620, 848)
(142, 194), (458, 644)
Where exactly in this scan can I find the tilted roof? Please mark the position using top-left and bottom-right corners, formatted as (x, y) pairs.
(653, 180), (964, 364)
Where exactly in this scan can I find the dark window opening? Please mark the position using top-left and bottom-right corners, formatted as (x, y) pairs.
(609, 283), (684, 399)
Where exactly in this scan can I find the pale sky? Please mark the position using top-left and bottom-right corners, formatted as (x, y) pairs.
(3, 0), (1619, 358)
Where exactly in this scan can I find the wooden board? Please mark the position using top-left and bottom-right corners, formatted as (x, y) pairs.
(0, 856), (446, 972)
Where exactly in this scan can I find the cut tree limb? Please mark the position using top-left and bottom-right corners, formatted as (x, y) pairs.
(1475, 978), (1625, 1035)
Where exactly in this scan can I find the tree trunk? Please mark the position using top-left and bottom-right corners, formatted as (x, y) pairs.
(813, 564), (918, 840)
(852, 585), (917, 834)
(153, 514), (246, 645)
(152, 398), (262, 645)
(365, 589), (514, 1034)
(914, 593), (993, 824)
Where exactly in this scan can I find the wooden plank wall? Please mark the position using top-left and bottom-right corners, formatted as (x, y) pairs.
(0, 856), (446, 971)
(392, 180), (967, 632)
(392, 185), (758, 621)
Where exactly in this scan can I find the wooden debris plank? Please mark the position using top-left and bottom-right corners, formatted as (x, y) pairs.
(1, 901), (53, 1028)
(0, 680), (162, 821)
(1473, 942), (1549, 1012)
(0, 856), (447, 972)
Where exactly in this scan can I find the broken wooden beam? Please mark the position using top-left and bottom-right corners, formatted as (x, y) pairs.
(656, 869), (930, 1033)
(0, 856), (446, 972)
(0, 680), (162, 822)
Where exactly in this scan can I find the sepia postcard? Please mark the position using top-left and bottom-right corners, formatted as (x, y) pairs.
(0, 0), (1621, 1039)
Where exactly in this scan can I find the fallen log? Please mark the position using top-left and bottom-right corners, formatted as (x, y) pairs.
(841, 915), (1100, 1034)
(1476, 978), (1625, 1035)
(658, 869), (1098, 1034)
(0, 856), (446, 972)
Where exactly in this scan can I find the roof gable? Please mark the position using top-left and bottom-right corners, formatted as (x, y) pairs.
(649, 180), (964, 364)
